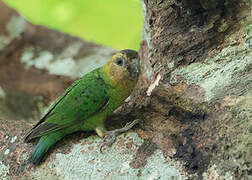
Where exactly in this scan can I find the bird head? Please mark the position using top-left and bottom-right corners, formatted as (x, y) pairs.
(103, 49), (140, 87)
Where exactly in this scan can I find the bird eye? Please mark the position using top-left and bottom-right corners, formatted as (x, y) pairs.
(115, 58), (124, 66)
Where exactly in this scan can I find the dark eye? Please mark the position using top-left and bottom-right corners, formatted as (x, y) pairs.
(115, 58), (124, 66)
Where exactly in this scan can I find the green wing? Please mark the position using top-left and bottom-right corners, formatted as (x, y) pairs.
(24, 69), (109, 142)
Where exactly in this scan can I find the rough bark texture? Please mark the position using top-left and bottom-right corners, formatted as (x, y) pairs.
(134, 0), (251, 179)
(0, 0), (251, 180)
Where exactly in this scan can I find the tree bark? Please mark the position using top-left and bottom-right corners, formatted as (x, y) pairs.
(133, 0), (251, 179)
(0, 0), (251, 179)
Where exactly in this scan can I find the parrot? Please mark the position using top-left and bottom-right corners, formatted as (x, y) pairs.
(24, 49), (140, 165)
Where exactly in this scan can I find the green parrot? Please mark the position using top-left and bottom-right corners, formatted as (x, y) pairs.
(24, 49), (140, 165)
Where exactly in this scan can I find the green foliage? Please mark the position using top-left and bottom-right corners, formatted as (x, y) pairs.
(4, 0), (142, 50)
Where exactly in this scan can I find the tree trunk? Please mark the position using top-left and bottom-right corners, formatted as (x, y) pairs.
(0, 0), (251, 179)
(134, 0), (251, 179)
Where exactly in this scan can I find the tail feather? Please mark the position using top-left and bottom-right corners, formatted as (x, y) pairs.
(30, 132), (63, 165)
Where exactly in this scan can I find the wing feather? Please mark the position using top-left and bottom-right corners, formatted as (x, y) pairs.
(24, 69), (109, 142)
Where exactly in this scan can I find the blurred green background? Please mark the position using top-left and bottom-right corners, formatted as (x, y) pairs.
(4, 0), (142, 50)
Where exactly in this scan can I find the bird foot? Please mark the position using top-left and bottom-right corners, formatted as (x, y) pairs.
(100, 119), (139, 152)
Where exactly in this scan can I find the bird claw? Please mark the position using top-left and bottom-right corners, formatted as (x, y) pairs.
(100, 132), (117, 153)
(100, 119), (140, 153)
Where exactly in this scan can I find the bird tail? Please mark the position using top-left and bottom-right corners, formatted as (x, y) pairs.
(30, 132), (63, 165)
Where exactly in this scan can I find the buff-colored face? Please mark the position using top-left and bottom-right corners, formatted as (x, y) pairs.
(104, 49), (140, 86)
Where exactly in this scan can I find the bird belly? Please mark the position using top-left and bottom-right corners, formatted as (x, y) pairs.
(81, 112), (106, 131)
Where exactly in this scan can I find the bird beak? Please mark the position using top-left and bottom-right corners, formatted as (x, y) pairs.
(127, 58), (140, 80)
